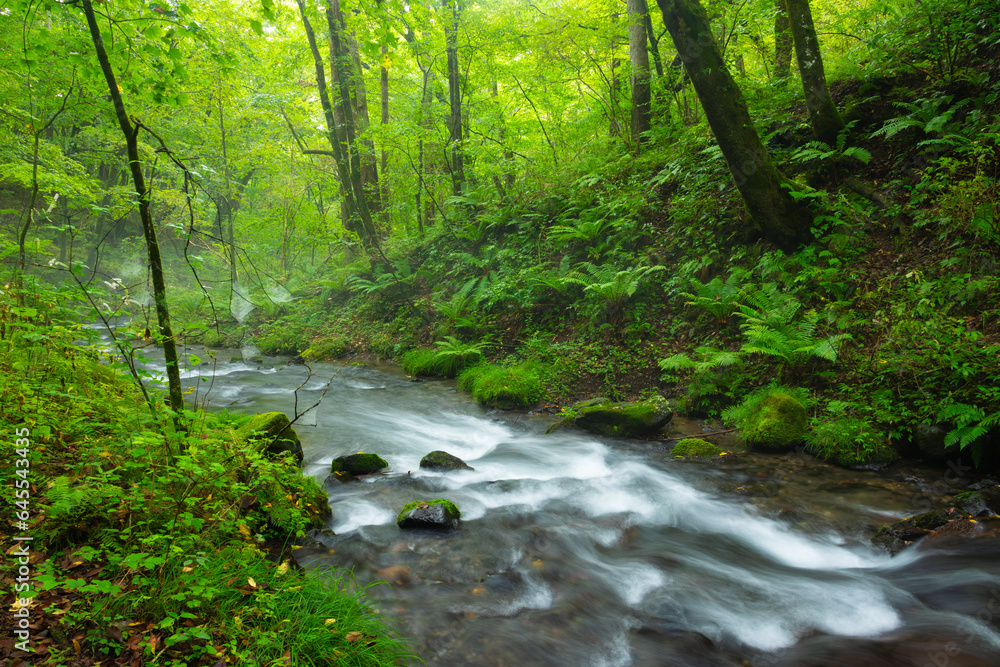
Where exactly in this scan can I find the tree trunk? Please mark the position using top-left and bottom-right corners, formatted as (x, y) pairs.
(295, 0), (359, 235)
(785, 0), (845, 144)
(380, 43), (390, 202)
(81, 0), (185, 422)
(654, 0), (812, 250)
(628, 0), (652, 150)
(774, 0), (793, 78)
(323, 0), (378, 242)
(443, 0), (465, 197)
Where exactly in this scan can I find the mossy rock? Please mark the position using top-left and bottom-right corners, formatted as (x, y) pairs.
(564, 395), (673, 438)
(671, 438), (724, 459)
(397, 498), (461, 530)
(331, 452), (388, 480)
(420, 450), (474, 471)
(743, 391), (807, 451)
(236, 412), (303, 464)
(302, 337), (349, 361)
(954, 484), (1000, 516)
(871, 508), (969, 554)
(458, 363), (543, 409)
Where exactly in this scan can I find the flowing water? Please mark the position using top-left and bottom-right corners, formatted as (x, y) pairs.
(142, 347), (1000, 667)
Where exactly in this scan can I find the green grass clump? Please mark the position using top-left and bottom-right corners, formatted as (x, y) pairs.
(671, 438), (724, 458)
(458, 362), (544, 409)
(302, 337), (349, 360)
(401, 337), (487, 378)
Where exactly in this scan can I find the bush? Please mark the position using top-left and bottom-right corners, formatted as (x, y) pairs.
(806, 417), (899, 468)
(401, 337), (487, 378)
(723, 385), (812, 451)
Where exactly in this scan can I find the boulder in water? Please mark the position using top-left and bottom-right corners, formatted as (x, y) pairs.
(331, 452), (388, 480)
(420, 450), (474, 471)
(871, 508), (968, 554)
(548, 395), (673, 437)
(236, 412), (303, 464)
(397, 499), (461, 530)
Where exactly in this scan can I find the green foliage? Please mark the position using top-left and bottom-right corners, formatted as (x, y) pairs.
(736, 284), (851, 370)
(679, 268), (751, 321)
(401, 337), (488, 378)
(568, 262), (665, 324)
(806, 416), (898, 467)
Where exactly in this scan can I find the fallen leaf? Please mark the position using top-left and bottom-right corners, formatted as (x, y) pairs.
(276, 560), (289, 576)
(324, 618), (337, 626)
(345, 632), (363, 643)
(247, 577), (257, 589)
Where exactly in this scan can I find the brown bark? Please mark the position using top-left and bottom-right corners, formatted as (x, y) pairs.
(786, 0), (845, 144)
(628, 0), (652, 150)
(655, 0), (812, 250)
(81, 0), (185, 422)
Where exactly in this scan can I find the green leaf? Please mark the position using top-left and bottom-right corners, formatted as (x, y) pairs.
(249, 19), (263, 35)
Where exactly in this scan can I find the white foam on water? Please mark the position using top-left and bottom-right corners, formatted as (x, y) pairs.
(451, 572), (553, 617)
(329, 499), (395, 534)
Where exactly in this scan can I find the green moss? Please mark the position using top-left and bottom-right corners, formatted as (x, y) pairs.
(724, 387), (809, 451)
(806, 417), (899, 468)
(302, 337), (349, 361)
(457, 362), (543, 409)
(396, 498), (461, 525)
(573, 395), (673, 437)
(671, 438), (723, 458)
(331, 452), (388, 477)
(236, 412), (303, 463)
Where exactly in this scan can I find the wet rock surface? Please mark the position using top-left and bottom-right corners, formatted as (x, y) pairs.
(420, 450), (474, 471)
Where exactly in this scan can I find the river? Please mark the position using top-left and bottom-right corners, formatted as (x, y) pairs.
(152, 347), (1000, 666)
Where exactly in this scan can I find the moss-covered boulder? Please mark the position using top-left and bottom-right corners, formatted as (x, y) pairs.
(236, 412), (303, 464)
(954, 484), (1000, 516)
(420, 450), (474, 471)
(555, 395), (673, 438)
(671, 438), (724, 459)
(742, 391), (807, 451)
(397, 499), (461, 531)
(331, 453), (388, 481)
(871, 508), (970, 555)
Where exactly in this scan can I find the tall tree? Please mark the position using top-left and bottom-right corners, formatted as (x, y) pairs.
(443, 0), (466, 196)
(628, 0), (652, 150)
(785, 0), (845, 144)
(773, 0), (793, 78)
(79, 0), (185, 421)
(654, 0), (812, 249)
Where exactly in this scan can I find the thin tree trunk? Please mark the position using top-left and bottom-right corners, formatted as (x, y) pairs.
(786, 0), (845, 144)
(81, 0), (185, 422)
(774, 0), (793, 78)
(654, 0), (812, 250)
(628, 0), (652, 150)
(380, 43), (390, 197)
(643, 2), (665, 78)
(443, 0), (465, 197)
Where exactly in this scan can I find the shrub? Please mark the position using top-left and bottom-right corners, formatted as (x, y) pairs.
(806, 417), (899, 468)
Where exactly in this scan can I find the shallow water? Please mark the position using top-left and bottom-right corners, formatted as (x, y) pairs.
(143, 346), (1000, 666)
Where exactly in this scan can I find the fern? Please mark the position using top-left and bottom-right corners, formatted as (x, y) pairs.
(937, 403), (999, 465)
(659, 346), (741, 373)
(680, 268), (750, 320)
